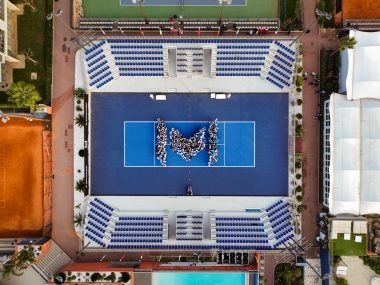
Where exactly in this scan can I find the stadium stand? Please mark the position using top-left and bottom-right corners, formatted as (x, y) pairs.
(84, 197), (295, 250)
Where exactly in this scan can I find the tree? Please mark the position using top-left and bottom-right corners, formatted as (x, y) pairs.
(339, 36), (357, 51)
(0, 261), (23, 281)
(7, 81), (41, 109)
(75, 114), (86, 127)
(75, 179), (86, 192)
(0, 247), (35, 280)
(15, 246), (35, 268)
(74, 88), (85, 99)
(331, 36), (357, 56)
(73, 213), (85, 227)
(275, 263), (302, 285)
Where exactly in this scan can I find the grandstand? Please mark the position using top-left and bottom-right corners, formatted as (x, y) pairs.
(78, 38), (295, 91)
(83, 197), (294, 250)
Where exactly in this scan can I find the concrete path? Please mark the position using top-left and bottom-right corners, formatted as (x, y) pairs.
(341, 256), (380, 285)
(264, 0), (338, 283)
(51, 0), (81, 257)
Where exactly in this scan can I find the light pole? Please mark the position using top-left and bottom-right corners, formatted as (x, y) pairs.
(135, 0), (149, 24)
(289, 8), (332, 46)
(218, 0), (232, 26)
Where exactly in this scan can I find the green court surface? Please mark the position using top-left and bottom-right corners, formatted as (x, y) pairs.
(82, 0), (278, 19)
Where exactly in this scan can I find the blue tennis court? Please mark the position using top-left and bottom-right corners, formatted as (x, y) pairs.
(124, 121), (255, 167)
(120, 0), (246, 6)
(90, 93), (288, 196)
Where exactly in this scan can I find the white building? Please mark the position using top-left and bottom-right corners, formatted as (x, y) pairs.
(323, 30), (380, 215)
(0, 0), (22, 87)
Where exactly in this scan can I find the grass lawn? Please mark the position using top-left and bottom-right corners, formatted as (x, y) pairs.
(82, 0), (278, 19)
(13, 0), (53, 105)
(332, 233), (366, 256)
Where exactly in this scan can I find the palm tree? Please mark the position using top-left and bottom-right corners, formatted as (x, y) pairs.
(74, 88), (85, 99)
(75, 114), (86, 127)
(15, 247), (35, 268)
(339, 36), (357, 51)
(331, 36), (357, 56)
(7, 81), (41, 110)
(275, 263), (302, 285)
(0, 261), (23, 281)
(73, 213), (85, 227)
(75, 179), (86, 192)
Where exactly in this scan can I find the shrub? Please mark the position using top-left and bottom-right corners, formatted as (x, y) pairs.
(90, 272), (103, 282)
(119, 272), (131, 283)
(297, 204), (306, 213)
(53, 272), (66, 284)
(297, 99), (302, 105)
(295, 123), (303, 137)
(296, 195), (302, 202)
(336, 277), (349, 285)
(295, 75), (304, 87)
(296, 185), (302, 192)
(295, 161), (302, 169)
(76, 105), (83, 112)
(296, 66), (303, 73)
(105, 272), (116, 282)
(79, 149), (85, 157)
(296, 174), (302, 179)
(296, 113), (302, 119)
(296, 87), (302, 92)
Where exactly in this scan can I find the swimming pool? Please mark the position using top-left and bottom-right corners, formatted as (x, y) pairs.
(154, 272), (247, 285)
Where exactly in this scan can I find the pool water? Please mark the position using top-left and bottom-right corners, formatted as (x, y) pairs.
(154, 272), (247, 285)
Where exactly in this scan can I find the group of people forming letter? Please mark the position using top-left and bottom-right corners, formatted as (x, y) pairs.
(155, 118), (219, 166)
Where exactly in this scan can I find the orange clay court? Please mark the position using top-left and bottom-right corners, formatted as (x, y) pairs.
(0, 116), (45, 237)
(342, 0), (380, 19)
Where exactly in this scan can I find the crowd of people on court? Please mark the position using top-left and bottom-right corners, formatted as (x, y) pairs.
(208, 119), (219, 166)
(156, 118), (167, 166)
(169, 127), (206, 162)
(155, 118), (219, 165)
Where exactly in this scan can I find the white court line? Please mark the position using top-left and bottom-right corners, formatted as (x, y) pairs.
(223, 122), (226, 167)
(123, 121), (127, 167)
(123, 120), (255, 123)
(0, 156), (5, 208)
(253, 122), (256, 167)
(123, 165), (255, 168)
(153, 122), (156, 166)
